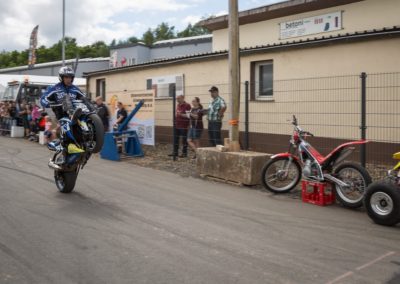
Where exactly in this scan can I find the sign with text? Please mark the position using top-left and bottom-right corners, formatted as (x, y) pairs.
(147, 74), (184, 98)
(107, 90), (155, 145)
(280, 11), (342, 40)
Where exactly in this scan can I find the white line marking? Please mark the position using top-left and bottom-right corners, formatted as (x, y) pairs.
(356, 251), (396, 271)
(326, 251), (397, 284)
(326, 271), (354, 284)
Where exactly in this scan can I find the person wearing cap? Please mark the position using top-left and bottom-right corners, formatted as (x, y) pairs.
(206, 86), (226, 146)
(170, 94), (191, 158)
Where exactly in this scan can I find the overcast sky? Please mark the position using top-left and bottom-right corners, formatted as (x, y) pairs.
(0, 0), (285, 52)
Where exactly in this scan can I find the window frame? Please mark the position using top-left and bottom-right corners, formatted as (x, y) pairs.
(96, 78), (106, 101)
(250, 60), (274, 101)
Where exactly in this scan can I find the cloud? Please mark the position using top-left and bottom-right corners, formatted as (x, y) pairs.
(0, 0), (192, 51)
(215, 10), (228, 17)
(0, 0), (286, 52)
(182, 15), (202, 25)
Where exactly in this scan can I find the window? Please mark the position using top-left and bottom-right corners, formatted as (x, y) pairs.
(96, 79), (106, 100)
(18, 85), (46, 104)
(3, 84), (20, 101)
(146, 79), (153, 90)
(128, 58), (136, 65)
(251, 60), (273, 99)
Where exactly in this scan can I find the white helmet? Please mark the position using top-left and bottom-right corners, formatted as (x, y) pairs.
(58, 66), (75, 82)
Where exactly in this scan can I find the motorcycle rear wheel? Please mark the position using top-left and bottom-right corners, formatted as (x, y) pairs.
(54, 170), (78, 193)
(364, 181), (400, 226)
(333, 163), (372, 208)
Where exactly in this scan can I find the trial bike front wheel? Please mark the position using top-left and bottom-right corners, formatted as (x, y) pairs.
(261, 156), (301, 194)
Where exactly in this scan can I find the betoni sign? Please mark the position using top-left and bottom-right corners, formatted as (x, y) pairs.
(280, 11), (342, 40)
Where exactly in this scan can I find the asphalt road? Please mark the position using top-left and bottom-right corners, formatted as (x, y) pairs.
(0, 136), (399, 284)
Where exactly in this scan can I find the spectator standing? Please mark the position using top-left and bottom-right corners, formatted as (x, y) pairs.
(31, 102), (41, 122)
(206, 86), (227, 146)
(95, 96), (110, 132)
(29, 102), (41, 141)
(0, 102), (10, 135)
(19, 103), (32, 137)
(170, 95), (191, 158)
(114, 102), (128, 130)
(9, 102), (17, 124)
(187, 97), (204, 159)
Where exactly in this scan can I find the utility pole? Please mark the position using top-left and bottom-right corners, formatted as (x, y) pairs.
(62, 0), (66, 66)
(228, 0), (240, 150)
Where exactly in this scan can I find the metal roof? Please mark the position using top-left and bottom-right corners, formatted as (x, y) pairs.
(0, 57), (110, 73)
(110, 35), (213, 50)
(199, 0), (364, 31)
(84, 26), (400, 78)
(110, 42), (149, 50)
(153, 34), (212, 46)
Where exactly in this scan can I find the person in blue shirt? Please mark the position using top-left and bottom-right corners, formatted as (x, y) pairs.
(40, 66), (88, 162)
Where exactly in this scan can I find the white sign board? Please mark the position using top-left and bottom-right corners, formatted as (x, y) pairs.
(148, 74), (184, 98)
(107, 91), (155, 146)
(280, 11), (342, 40)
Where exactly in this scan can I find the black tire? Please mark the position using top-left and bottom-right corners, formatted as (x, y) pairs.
(54, 170), (78, 193)
(88, 114), (104, 153)
(333, 163), (372, 208)
(364, 181), (400, 226)
(261, 156), (301, 194)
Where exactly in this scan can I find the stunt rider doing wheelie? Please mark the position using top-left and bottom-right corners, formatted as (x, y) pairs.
(40, 66), (89, 168)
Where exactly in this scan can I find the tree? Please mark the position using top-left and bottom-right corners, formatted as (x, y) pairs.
(177, 23), (210, 38)
(127, 36), (139, 44)
(153, 22), (176, 42)
(0, 20), (212, 68)
(142, 28), (155, 46)
(110, 39), (117, 47)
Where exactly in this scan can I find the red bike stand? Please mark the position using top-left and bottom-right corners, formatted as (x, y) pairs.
(301, 180), (335, 206)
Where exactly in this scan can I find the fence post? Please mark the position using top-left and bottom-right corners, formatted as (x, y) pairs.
(360, 72), (367, 167)
(172, 93), (177, 161)
(244, 81), (249, 150)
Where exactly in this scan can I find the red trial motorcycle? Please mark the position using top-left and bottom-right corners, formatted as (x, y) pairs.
(261, 115), (372, 208)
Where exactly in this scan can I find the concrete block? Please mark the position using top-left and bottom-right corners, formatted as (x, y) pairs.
(196, 147), (271, 185)
(11, 126), (24, 138)
(39, 131), (46, 145)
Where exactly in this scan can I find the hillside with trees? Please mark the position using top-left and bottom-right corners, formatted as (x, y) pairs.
(0, 22), (210, 69)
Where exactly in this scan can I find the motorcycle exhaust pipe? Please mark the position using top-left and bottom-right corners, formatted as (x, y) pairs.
(48, 160), (62, 170)
(324, 174), (350, 188)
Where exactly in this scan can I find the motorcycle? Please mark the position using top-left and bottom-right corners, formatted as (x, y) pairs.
(261, 115), (372, 208)
(364, 152), (400, 226)
(48, 98), (104, 193)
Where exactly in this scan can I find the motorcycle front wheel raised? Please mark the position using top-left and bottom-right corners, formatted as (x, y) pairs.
(333, 163), (372, 208)
(54, 170), (78, 193)
(88, 114), (104, 153)
(364, 181), (400, 226)
(261, 156), (302, 194)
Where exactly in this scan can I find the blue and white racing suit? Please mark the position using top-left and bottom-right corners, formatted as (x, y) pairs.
(40, 82), (86, 146)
